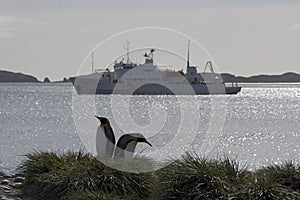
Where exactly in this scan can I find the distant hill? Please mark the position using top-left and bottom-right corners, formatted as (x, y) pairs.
(0, 69), (299, 83)
(0, 70), (40, 82)
(221, 72), (300, 83)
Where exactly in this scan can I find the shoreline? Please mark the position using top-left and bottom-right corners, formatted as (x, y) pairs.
(0, 171), (25, 200)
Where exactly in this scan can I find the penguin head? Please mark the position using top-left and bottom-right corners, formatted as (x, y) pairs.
(95, 116), (109, 125)
(131, 133), (152, 147)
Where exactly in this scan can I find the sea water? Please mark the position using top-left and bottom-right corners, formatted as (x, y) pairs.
(0, 82), (299, 171)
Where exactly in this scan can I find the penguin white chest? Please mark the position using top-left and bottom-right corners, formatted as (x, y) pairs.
(96, 126), (107, 158)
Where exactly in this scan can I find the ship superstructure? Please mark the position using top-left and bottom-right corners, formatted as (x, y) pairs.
(71, 42), (241, 95)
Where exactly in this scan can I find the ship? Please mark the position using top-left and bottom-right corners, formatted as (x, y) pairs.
(71, 42), (241, 95)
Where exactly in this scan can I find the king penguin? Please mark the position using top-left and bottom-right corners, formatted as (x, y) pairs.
(114, 133), (152, 159)
(95, 116), (116, 158)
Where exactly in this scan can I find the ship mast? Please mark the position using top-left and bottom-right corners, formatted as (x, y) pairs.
(124, 41), (130, 64)
(187, 40), (190, 68)
(91, 51), (94, 73)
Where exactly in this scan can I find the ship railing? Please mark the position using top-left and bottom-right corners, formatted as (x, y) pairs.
(94, 68), (110, 73)
(224, 82), (239, 87)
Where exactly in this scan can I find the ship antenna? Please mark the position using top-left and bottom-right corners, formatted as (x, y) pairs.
(187, 40), (190, 68)
(124, 41), (130, 64)
(91, 51), (94, 73)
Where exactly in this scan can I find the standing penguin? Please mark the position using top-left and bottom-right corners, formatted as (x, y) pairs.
(114, 133), (152, 159)
(95, 116), (116, 158)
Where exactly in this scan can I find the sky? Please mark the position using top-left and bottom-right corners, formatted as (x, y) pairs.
(0, 0), (300, 81)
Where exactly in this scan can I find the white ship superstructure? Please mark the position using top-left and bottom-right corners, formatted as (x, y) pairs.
(71, 42), (241, 95)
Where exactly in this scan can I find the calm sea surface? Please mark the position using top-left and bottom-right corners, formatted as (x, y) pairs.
(0, 83), (299, 172)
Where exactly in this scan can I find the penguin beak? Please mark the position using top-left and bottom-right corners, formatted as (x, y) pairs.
(94, 116), (106, 125)
(145, 139), (152, 147)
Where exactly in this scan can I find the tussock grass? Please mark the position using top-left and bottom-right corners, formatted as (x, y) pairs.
(18, 150), (155, 200)
(61, 190), (126, 200)
(230, 174), (299, 200)
(231, 161), (300, 199)
(157, 153), (248, 199)
(18, 151), (300, 199)
(256, 161), (300, 191)
(105, 156), (159, 173)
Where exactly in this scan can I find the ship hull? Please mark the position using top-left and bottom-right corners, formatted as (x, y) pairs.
(71, 77), (241, 95)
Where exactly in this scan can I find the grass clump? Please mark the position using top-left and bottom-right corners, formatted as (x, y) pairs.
(230, 174), (299, 200)
(257, 161), (300, 191)
(156, 153), (247, 199)
(230, 161), (300, 199)
(18, 150), (155, 200)
(156, 153), (300, 199)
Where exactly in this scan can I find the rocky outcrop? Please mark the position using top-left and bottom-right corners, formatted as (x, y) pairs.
(0, 170), (25, 200)
(43, 77), (50, 83)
